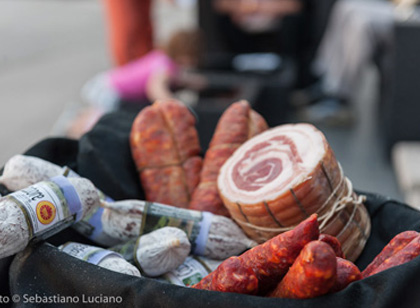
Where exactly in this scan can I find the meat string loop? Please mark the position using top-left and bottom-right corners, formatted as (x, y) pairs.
(318, 177), (366, 231)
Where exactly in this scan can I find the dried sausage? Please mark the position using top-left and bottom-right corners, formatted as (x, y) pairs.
(269, 240), (337, 299)
(193, 214), (319, 294)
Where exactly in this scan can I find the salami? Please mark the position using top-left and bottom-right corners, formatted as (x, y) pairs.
(111, 227), (191, 277)
(319, 233), (345, 258)
(189, 101), (268, 216)
(365, 233), (420, 277)
(101, 199), (257, 260)
(0, 176), (100, 259)
(58, 242), (141, 277)
(130, 99), (202, 208)
(0, 154), (63, 191)
(269, 241), (337, 299)
(192, 214), (319, 295)
(362, 230), (419, 278)
(217, 123), (370, 261)
(0, 154), (121, 246)
(331, 257), (361, 292)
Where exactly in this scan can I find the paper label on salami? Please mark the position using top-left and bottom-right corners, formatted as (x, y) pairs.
(60, 242), (121, 265)
(162, 256), (221, 287)
(8, 180), (72, 237)
(140, 202), (203, 253)
(61, 166), (117, 246)
(73, 206), (121, 247)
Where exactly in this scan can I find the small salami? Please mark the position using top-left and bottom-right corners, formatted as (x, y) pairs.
(319, 233), (345, 258)
(0, 154), (117, 246)
(269, 241), (337, 299)
(189, 101), (268, 216)
(59, 242), (141, 277)
(0, 154), (62, 192)
(0, 176), (100, 258)
(331, 257), (361, 292)
(130, 99), (202, 208)
(111, 227), (191, 277)
(366, 234), (420, 277)
(193, 214), (319, 295)
(101, 199), (257, 260)
(362, 230), (419, 278)
(209, 257), (259, 294)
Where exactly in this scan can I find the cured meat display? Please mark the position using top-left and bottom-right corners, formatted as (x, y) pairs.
(130, 99), (202, 208)
(269, 241), (337, 299)
(189, 101), (268, 216)
(192, 214), (319, 295)
(218, 123), (371, 261)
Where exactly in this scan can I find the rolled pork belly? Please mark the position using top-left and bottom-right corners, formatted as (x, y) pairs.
(218, 123), (370, 261)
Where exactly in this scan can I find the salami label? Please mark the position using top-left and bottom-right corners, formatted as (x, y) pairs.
(7, 176), (82, 238)
(140, 202), (213, 255)
(62, 166), (118, 246)
(72, 205), (121, 247)
(162, 256), (221, 287)
(60, 242), (122, 265)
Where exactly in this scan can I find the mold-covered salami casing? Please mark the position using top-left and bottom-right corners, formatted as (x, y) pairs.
(130, 99), (202, 208)
(0, 154), (62, 192)
(0, 177), (100, 259)
(362, 230), (419, 278)
(331, 257), (361, 292)
(189, 101), (268, 216)
(270, 240), (337, 299)
(101, 199), (257, 260)
(193, 214), (319, 295)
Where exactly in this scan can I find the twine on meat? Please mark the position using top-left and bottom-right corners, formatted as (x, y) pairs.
(318, 177), (366, 231)
(232, 174), (366, 234)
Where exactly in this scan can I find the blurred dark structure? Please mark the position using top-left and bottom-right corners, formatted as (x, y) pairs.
(198, 0), (337, 87)
(381, 19), (420, 155)
(192, 0), (337, 150)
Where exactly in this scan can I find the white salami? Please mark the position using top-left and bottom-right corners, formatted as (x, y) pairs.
(112, 227), (191, 277)
(59, 242), (141, 277)
(0, 176), (100, 259)
(101, 199), (257, 260)
(0, 154), (63, 191)
(0, 154), (117, 246)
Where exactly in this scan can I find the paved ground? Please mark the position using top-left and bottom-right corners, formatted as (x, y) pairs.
(0, 0), (109, 165)
(0, 0), (403, 201)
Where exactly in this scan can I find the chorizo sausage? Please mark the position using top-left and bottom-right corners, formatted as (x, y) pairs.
(331, 257), (361, 292)
(193, 214), (319, 294)
(269, 240), (337, 299)
(362, 231), (419, 278)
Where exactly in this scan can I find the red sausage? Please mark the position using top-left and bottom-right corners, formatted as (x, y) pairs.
(330, 257), (361, 292)
(319, 233), (345, 258)
(192, 214), (320, 295)
(367, 234), (420, 277)
(269, 241), (337, 299)
(362, 231), (419, 278)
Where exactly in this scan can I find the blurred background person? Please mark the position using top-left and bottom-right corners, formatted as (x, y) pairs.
(294, 0), (420, 125)
(102, 0), (154, 67)
(67, 29), (204, 138)
(206, 0), (308, 71)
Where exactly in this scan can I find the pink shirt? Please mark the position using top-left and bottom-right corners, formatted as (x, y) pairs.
(109, 50), (178, 100)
